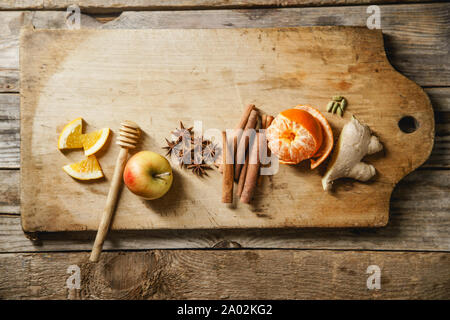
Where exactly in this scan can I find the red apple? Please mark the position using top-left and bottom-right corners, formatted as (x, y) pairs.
(123, 151), (173, 200)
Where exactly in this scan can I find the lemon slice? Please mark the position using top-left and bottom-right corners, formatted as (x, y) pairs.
(58, 117), (83, 149)
(82, 128), (110, 156)
(62, 155), (104, 180)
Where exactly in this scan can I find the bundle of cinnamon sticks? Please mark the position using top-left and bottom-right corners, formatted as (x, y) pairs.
(221, 104), (274, 204)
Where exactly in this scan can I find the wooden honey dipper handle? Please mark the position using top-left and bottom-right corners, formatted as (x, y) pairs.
(90, 121), (140, 262)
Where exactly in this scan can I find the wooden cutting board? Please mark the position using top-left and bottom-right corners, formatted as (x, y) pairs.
(20, 26), (434, 233)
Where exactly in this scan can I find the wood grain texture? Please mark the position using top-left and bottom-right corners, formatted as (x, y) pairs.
(0, 2), (447, 303)
(426, 87), (450, 168)
(101, 4), (450, 87)
(1, 169), (448, 252)
(0, 250), (448, 299)
(2, 88), (448, 169)
(0, 170), (19, 214)
(1, 4), (449, 92)
(0, 0), (436, 12)
(0, 94), (19, 168)
(0, 11), (101, 92)
(20, 27), (434, 231)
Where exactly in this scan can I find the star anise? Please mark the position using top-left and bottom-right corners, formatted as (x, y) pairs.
(203, 142), (220, 160)
(176, 144), (192, 168)
(191, 135), (202, 146)
(201, 138), (211, 149)
(187, 163), (212, 177)
(162, 137), (181, 156)
(172, 121), (193, 141)
(165, 122), (219, 176)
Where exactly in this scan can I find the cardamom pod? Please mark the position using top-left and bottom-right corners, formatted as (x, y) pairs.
(340, 98), (347, 110)
(332, 95), (343, 101)
(337, 106), (343, 117)
(326, 101), (334, 112)
(331, 102), (340, 114)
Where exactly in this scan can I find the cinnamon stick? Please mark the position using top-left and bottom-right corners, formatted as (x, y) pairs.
(236, 152), (249, 197)
(218, 104), (254, 173)
(261, 114), (267, 131)
(221, 131), (234, 203)
(266, 115), (274, 128)
(257, 114), (269, 186)
(234, 109), (258, 180)
(240, 132), (261, 204)
(236, 104), (255, 131)
(257, 115), (274, 186)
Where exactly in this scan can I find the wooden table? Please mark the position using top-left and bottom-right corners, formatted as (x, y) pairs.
(0, 1), (448, 299)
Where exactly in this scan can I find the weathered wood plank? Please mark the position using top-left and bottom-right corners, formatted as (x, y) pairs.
(0, 169), (448, 251)
(0, 94), (19, 168)
(0, 170), (19, 214)
(0, 250), (448, 299)
(0, 4), (449, 92)
(0, 0), (436, 13)
(2, 88), (447, 169)
(0, 12), (26, 93)
(425, 87), (450, 168)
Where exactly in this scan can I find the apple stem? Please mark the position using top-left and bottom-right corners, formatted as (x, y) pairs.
(154, 172), (171, 178)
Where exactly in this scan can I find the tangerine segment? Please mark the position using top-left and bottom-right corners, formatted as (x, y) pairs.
(266, 109), (323, 165)
(58, 117), (83, 149)
(81, 128), (110, 156)
(294, 105), (334, 169)
(62, 155), (104, 180)
(280, 109), (323, 154)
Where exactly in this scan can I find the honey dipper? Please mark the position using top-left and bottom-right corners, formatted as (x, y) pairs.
(89, 120), (140, 262)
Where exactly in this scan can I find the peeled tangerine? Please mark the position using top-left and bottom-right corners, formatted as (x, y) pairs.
(266, 105), (334, 169)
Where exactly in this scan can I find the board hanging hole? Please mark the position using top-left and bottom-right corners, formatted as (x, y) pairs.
(398, 116), (419, 134)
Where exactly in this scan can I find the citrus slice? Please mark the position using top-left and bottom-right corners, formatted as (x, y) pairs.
(266, 105), (333, 168)
(81, 128), (110, 156)
(57, 117), (83, 149)
(294, 105), (334, 169)
(62, 155), (104, 180)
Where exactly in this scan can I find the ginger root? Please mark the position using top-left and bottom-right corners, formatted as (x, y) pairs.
(322, 116), (383, 191)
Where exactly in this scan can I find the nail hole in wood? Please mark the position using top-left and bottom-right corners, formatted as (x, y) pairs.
(398, 116), (419, 134)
